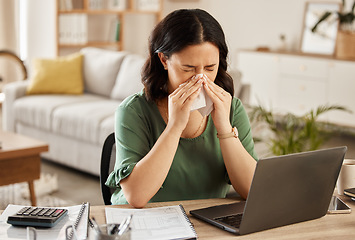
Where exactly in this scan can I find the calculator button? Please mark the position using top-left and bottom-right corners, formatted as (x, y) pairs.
(44, 208), (56, 217)
(30, 208), (44, 216)
(22, 207), (36, 216)
(17, 207), (32, 215)
(37, 208), (47, 216)
(52, 209), (64, 217)
(38, 208), (51, 216)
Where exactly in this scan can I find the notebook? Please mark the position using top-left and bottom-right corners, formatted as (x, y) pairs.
(190, 146), (347, 235)
(105, 204), (197, 240)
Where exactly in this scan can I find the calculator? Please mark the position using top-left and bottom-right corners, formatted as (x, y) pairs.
(7, 206), (68, 227)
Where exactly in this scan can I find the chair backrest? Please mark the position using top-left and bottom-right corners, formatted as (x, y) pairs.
(100, 132), (116, 205)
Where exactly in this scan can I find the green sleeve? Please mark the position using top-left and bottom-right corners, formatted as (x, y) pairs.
(232, 98), (258, 161)
(105, 98), (152, 190)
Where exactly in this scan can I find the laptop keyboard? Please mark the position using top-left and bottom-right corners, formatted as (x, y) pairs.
(214, 214), (243, 228)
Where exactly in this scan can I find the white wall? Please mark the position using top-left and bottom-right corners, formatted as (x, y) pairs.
(22, 0), (342, 74)
(163, 0), (341, 69)
(21, 0), (56, 75)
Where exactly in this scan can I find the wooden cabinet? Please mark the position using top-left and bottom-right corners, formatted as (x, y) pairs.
(276, 55), (329, 117)
(237, 50), (355, 128)
(56, 0), (163, 55)
(238, 51), (278, 107)
(328, 61), (355, 127)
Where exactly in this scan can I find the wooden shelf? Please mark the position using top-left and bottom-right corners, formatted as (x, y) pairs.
(56, 0), (163, 55)
(58, 10), (161, 14)
(241, 49), (355, 62)
(59, 41), (121, 48)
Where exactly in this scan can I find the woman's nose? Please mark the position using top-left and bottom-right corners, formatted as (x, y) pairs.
(195, 68), (204, 75)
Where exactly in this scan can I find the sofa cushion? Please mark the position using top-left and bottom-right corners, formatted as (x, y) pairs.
(110, 54), (145, 100)
(26, 52), (84, 95)
(13, 94), (103, 131)
(81, 47), (127, 97)
(51, 99), (120, 144)
(99, 115), (115, 144)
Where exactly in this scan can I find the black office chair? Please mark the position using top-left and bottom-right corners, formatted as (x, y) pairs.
(100, 132), (116, 205)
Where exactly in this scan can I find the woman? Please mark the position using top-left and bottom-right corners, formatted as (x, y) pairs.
(106, 9), (258, 207)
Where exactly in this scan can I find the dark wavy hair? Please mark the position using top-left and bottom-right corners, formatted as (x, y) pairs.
(142, 9), (234, 102)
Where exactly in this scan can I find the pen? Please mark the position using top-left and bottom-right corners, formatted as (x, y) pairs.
(116, 215), (127, 233)
(109, 224), (119, 235)
(117, 214), (133, 236)
(91, 217), (101, 234)
(88, 218), (94, 229)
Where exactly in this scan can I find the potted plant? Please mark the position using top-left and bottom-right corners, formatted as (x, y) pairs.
(249, 104), (351, 156)
(312, 0), (355, 59)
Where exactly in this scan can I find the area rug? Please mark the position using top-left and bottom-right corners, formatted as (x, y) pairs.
(0, 173), (75, 209)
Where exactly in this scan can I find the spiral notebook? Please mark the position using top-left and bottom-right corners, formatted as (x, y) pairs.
(66, 202), (89, 239)
(105, 204), (197, 240)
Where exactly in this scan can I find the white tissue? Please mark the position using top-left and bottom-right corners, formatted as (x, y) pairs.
(190, 74), (214, 116)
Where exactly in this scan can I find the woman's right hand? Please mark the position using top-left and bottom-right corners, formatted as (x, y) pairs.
(166, 75), (203, 135)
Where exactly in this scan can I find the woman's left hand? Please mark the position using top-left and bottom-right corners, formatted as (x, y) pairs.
(203, 75), (232, 134)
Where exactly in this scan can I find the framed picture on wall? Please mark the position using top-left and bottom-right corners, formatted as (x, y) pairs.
(300, 1), (341, 55)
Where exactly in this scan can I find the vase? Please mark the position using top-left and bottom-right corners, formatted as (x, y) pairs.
(335, 30), (355, 60)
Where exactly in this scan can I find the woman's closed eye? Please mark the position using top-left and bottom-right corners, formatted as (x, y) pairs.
(181, 65), (195, 72)
(205, 64), (216, 72)
(181, 67), (215, 72)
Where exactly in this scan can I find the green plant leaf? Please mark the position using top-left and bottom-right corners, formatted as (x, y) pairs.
(311, 12), (332, 33)
(312, 0), (355, 32)
(250, 104), (350, 155)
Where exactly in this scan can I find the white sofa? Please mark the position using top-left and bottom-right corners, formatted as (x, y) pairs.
(2, 47), (250, 176)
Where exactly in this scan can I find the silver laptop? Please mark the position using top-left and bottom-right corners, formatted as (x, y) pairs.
(190, 146), (347, 235)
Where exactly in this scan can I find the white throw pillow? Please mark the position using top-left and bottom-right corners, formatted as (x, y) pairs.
(110, 54), (145, 100)
(81, 47), (127, 97)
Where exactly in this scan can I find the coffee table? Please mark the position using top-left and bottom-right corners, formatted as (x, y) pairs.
(0, 131), (48, 206)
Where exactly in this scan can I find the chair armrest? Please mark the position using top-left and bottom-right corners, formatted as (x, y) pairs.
(2, 80), (29, 131)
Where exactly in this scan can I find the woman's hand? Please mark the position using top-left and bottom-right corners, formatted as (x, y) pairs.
(166, 76), (203, 135)
(203, 75), (232, 134)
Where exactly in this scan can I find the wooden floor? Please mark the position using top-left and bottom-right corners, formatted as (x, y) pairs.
(41, 158), (103, 205)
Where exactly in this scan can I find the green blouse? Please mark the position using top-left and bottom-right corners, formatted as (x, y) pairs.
(105, 90), (258, 205)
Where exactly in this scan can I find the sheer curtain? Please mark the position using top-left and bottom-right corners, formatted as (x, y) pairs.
(0, 0), (21, 93)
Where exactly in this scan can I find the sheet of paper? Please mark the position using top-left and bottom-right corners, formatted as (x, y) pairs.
(105, 205), (196, 240)
(0, 204), (88, 240)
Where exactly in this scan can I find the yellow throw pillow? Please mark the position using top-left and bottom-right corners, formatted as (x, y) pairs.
(26, 52), (84, 95)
